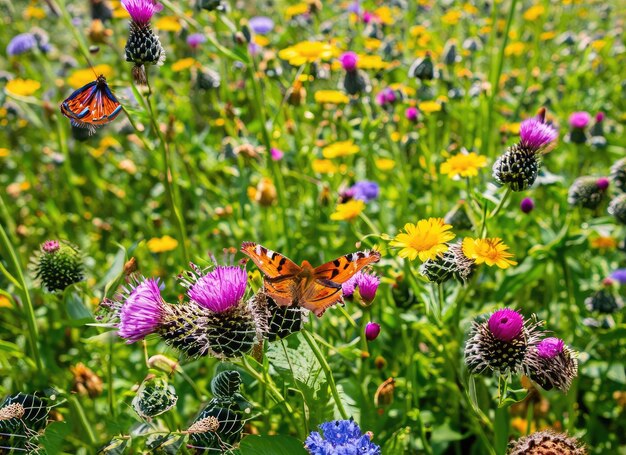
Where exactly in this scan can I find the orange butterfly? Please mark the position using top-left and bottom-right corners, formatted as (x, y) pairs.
(241, 242), (381, 316)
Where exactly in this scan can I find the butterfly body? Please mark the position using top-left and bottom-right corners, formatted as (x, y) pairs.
(241, 242), (380, 316)
(60, 75), (122, 134)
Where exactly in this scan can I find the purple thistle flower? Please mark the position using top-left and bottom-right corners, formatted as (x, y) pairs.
(118, 278), (165, 343)
(519, 115), (558, 152)
(42, 240), (60, 253)
(270, 147), (284, 161)
(595, 112), (605, 123)
(405, 106), (419, 122)
(375, 87), (396, 106)
(488, 308), (524, 342)
(536, 337), (564, 358)
(610, 269), (626, 284)
(520, 197), (535, 214)
(121, 0), (163, 25)
(248, 16), (274, 35)
(596, 177), (610, 190)
(6, 33), (37, 56)
(187, 265), (247, 313)
(342, 272), (380, 304)
(365, 322), (381, 341)
(340, 51), (358, 71)
(350, 180), (379, 202)
(187, 33), (206, 49)
(568, 111), (591, 129)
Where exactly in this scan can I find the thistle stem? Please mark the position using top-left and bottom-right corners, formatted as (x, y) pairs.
(301, 329), (349, 420)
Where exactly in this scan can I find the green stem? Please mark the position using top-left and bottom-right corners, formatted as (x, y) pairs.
(68, 395), (97, 446)
(489, 186), (512, 219)
(0, 219), (43, 374)
(301, 329), (349, 419)
(143, 76), (190, 263)
(485, 0), (519, 157)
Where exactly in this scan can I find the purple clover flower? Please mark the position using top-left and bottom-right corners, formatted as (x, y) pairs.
(365, 322), (381, 341)
(520, 197), (535, 214)
(248, 16), (274, 35)
(350, 180), (379, 202)
(187, 265), (247, 313)
(405, 106), (419, 122)
(6, 33), (37, 56)
(270, 147), (284, 161)
(117, 278), (165, 343)
(305, 419), (381, 455)
(569, 111), (591, 129)
(340, 51), (358, 71)
(488, 308), (524, 342)
(536, 337), (565, 358)
(121, 0), (163, 25)
(610, 269), (626, 284)
(42, 240), (60, 253)
(519, 115), (558, 152)
(187, 33), (206, 49)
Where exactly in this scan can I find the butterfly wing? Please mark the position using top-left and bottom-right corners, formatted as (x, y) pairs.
(60, 76), (121, 131)
(61, 81), (99, 121)
(313, 250), (381, 284)
(298, 279), (343, 317)
(241, 242), (301, 279)
(241, 242), (302, 306)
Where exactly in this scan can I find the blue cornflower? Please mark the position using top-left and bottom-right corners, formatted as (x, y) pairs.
(305, 419), (381, 455)
(6, 33), (37, 56)
(350, 181), (379, 202)
(610, 269), (626, 284)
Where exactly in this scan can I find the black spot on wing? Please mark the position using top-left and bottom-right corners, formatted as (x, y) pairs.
(277, 256), (287, 272)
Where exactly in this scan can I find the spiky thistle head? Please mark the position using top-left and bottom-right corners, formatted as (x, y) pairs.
(464, 309), (544, 375)
(609, 194), (626, 224)
(525, 337), (578, 392)
(507, 430), (587, 455)
(31, 240), (85, 292)
(567, 176), (609, 209)
(420, 241), (475, 284)
(609, 158), (626, 192)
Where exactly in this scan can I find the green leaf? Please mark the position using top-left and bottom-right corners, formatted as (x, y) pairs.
(63, 285), (92, 322)
(238, 435), (308, 455)
(39, 421), (71, 455)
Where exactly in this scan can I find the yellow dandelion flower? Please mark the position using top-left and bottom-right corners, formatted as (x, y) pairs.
(314, 90), (349, 104)
(330, 200), (365, 221)
(253, 35), (270, 47)
(375, 158), (396, 171)
(278, 41), (337, 66)
(373, 6), (395, 25)
(0, 295), (11, 308)
(364, 38), (382, 51)
(68, 64), (114, 88)
(418, 101), (442, 114)
(462, 238), (517, 269)
(540, 31), (556, 41)
(5, 79), (40, 96)
(322, 140), (359, 159)
(155, 16), (181, 32)
(147, 235), (179, 253)
(358, 54), (389, 70)
(312, 159), (337, 174)
(390, 218), (455, 261)
(0, 148), (9, 158)
(523, 4), (545, 20)
(504, 42), (525, 57)
(591, 40), (606, 51)
(285, 3), (308, 18)
(441, 10), (462, 25)
(440, 152), (488, 179)
(463, 3), (479, 14)
(24, 6), (46, 19)
(172, 58), (197, 72)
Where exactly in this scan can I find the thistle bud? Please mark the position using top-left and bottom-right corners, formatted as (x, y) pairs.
(31, 240), (85, 292)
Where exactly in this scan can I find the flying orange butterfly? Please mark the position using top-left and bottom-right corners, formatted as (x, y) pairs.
(60, 74), (122, 134)
(241, 242), (381, 316)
